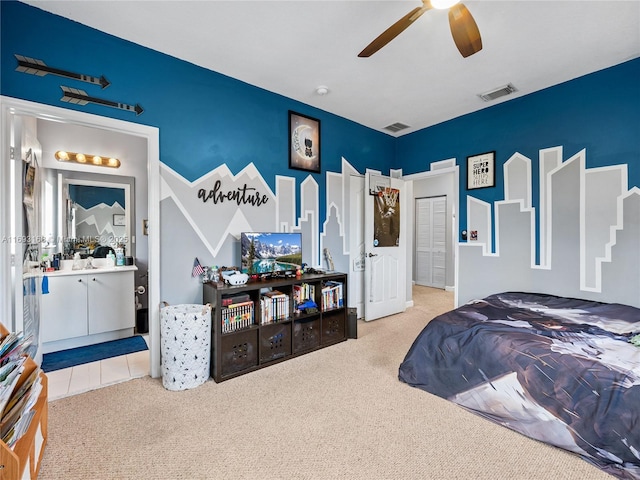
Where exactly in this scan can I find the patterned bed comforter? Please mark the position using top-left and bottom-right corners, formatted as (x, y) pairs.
(399, 292), (640, 479)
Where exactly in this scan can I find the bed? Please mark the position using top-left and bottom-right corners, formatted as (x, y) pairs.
(398, 292), (640, 479)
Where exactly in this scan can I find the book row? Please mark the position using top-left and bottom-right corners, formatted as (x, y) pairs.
(221, 301), (254, 333)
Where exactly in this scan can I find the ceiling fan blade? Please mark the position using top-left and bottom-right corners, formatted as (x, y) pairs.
(448, 3), (482, 58)
(358, 5), (431, 58)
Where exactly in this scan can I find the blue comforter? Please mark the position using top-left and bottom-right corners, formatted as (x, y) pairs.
(399, 292), (640, 479)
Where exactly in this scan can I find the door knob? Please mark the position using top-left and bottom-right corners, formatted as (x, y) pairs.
(367, 253), (378, 257)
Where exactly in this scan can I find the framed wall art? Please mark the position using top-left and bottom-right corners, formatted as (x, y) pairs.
(467, 151), (495, 190)
(113, 213), (126, 226)
(289, 110), (321, 173)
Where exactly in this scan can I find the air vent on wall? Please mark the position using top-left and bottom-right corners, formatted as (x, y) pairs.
(478, 83), (517, 102)
(384, 122), (410, 133)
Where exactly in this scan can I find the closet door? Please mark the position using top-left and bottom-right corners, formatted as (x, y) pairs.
(415, 196), (446, 288)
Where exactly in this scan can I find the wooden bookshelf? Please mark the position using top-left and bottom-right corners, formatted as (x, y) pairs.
(0, 324), (48, 480)
(203, 272), (347, 382)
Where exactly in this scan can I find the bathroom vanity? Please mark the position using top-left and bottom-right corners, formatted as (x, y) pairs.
(40, 263), (138, 353)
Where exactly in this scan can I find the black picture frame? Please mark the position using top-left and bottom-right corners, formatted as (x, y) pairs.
(288, 110), (321, 173)
(467, 151), (496, 190)
(113, 213), (125, 226)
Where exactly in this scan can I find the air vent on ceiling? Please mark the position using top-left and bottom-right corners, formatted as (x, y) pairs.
(384, 122), (410, 133)
(478, 83), (518, 102)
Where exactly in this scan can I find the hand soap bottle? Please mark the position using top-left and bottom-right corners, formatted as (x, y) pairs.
(115, 248), (125, 266)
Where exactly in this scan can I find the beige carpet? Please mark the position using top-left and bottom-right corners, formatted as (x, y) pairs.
(39, 287), (610, 479)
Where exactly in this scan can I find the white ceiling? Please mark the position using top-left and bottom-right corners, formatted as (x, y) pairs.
(21, 0), (640, 136)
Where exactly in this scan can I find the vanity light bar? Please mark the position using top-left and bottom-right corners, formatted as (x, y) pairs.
(55, 150), (121, 168)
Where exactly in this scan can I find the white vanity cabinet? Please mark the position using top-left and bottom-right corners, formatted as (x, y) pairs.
(41, 274), (88, 342)
(40, 266), (137, 352)
(88, 270), (135, 334)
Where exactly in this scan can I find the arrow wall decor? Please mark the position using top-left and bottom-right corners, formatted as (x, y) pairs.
(14, 53), (144, 115)
(15, 54), (111, 88)
(60, 86), (144, 116)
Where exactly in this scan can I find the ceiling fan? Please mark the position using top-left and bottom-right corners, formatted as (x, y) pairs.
(358, 0), (482, 58)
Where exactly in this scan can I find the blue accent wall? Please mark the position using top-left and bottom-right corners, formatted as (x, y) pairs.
(2, 1), (638, 242)
(396, 57), (640, 241)
(1, 1), (394, 222)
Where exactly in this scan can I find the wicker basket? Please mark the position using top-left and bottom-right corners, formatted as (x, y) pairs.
(160, 303), (212, 391)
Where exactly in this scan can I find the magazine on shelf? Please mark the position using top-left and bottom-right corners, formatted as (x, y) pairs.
(0, 329), (43, 448)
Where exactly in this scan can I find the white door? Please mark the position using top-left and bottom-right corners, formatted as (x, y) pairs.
(415, 196), (446, 288)
(348, 175), (365, 319)
(364, 172), (406, 321)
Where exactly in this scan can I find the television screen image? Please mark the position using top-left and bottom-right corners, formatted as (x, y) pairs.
(241, 232), (302, 275)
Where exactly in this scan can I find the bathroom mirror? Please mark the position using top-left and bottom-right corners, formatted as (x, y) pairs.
(41, 169), (135, 258)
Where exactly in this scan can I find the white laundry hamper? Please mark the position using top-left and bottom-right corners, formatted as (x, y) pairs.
(160, 303), (212, 391)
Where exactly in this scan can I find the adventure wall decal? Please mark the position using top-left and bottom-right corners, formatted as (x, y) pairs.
(197, 180), (269, 207)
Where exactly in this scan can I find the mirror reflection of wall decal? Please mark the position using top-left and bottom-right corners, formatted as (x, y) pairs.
(57, 174), (134, 259)
(68, 184), (126, 253)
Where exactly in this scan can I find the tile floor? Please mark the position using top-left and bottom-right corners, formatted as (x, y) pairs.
(46, 338), (151, 401)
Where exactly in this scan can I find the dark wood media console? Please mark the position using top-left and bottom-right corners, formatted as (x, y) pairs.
(203, 272), (348, 382)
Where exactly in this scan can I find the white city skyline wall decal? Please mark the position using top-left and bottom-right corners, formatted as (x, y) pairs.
(459, 146), (639, 308)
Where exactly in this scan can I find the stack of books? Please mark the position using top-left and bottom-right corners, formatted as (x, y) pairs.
(260, 290), (290, 324)
(321, 281), (344, 311)
(293, 283), (315, 308)
(0, 332), (42, 447)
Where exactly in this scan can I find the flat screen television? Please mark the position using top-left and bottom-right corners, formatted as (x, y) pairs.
(241, 232), (303, 275)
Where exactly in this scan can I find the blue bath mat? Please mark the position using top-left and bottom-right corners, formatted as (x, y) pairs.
(42, 335), (148, 373)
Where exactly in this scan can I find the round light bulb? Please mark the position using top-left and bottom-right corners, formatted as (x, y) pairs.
(92, 155), (102, 165)
(107, 158), (120, 167)
(75, 153), (86, 163)
(56, 151), (69, 161)
(430, 0), (459, 9)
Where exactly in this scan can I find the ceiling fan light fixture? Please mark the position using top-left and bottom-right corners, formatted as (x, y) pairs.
(430, 0), (460, 10)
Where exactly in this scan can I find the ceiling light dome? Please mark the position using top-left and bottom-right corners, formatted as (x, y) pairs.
(430, 0), (459, 9)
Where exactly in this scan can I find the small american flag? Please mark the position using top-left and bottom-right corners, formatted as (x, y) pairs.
(192, 257), (205, 277)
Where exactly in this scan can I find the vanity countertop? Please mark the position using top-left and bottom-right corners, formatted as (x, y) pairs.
(44, 265), (138, 277)
(23, 264), (138, 278)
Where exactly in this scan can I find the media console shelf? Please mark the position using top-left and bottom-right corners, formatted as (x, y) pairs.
(203, 272), (347, 382)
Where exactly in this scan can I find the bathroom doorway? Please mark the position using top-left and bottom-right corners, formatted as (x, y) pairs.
(0, 96), (162, 377)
